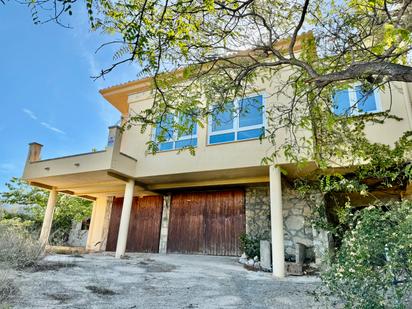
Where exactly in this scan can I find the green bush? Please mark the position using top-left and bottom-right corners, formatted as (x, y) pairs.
(0, 222), (44, 270)
(239, 233), (262, 259)
(321, 200), (412, 308)
(1, 177), (92, 245)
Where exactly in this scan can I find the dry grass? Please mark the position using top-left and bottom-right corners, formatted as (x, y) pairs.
(0, 224), (44, 307)
(0, 270), (19, 306)
(0, 224), (43, 270)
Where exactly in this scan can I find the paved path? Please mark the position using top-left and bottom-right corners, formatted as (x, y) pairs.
(13, 253), (324, 308)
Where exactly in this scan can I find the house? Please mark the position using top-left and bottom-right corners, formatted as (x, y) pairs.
(22, 64), (412, 278)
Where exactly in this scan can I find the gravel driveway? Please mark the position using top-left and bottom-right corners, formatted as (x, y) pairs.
(11, 253), (325, 308)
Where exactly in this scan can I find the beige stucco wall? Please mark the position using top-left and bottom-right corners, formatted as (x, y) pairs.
(363, 82), (411, 143)
(22, 76), (412, 193)
(119, 79), (412, 179)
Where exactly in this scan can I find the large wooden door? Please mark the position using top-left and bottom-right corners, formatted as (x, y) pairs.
(106, 196), (163, 253)
(167, 190), (245, 256)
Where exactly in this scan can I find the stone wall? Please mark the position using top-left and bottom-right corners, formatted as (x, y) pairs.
(67, 221), (89, 247)
(282, 186), (315, 261)
(245, 184), (329, 263)
(245, 186), (271, 240)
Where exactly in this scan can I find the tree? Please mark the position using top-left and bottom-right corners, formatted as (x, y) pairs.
(0, 177), (92, 244)
(5, 1), (412, 305)
(6, 0), (411, 165)
(321, 201), (412, 308)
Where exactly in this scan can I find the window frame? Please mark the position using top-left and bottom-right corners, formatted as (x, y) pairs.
(333, 84), (382, 116)
(207, 94), (266, 145)
(152, 113), (198, 152)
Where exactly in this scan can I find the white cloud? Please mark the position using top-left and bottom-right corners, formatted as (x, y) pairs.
(22, 108), (38, 120)
(0, 163), (15, 172)
(40, 122), (66, 135)
(21, 107), (65, 135)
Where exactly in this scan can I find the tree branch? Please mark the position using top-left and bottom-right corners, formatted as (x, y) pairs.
(310, 62), (412, 87)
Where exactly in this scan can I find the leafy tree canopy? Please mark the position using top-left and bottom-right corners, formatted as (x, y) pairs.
(0, 177), (92, 243)
(321, 200), (412, 308)
(6, 0), (412, 166)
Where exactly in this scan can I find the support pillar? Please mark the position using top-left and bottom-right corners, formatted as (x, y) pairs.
(115, 179), (135, 258)
(270, 166), (285, 278)
(158, 194), (171, 254)
(39, 188), (58, 246)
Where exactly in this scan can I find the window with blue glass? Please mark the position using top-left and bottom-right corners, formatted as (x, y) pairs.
(208, 95), (265, 145)
(154, 113), (197, 151)
(333, 86), (380, 116)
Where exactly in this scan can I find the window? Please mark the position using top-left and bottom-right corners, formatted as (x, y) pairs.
(208, 95), (265, 145)
(154, 113), (197, 151)
(333, 85), (381, 116)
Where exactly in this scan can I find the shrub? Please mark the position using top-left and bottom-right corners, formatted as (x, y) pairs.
(0, 270), (18, 306)
(239, 233), (261, 259)
(1, 177), (92, 245)
(321, 200), (412, 308)
(0, 222), (44, 270)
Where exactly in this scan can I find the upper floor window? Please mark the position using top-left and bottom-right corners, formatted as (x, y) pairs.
(208, 95), (265, 145)
(333, 85), (381, 116)
(154, 114), (197, 151)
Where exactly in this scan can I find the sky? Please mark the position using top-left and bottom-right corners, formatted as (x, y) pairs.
(0, 3), (138, 192)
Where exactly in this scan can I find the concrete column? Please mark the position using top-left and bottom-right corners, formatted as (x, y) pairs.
(39, 188), (58, 246)
(106, 125), (122, 153)
(269, 166), (285, 278)
(158, 195), (171, 254)
(115, 179), (135, 258)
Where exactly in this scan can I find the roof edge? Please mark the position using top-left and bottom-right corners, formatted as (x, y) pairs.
(99, 32), (314, 113)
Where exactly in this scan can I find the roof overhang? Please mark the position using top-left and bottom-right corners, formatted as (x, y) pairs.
(99, 77), (152, 114)
(99, 32), (314, 114)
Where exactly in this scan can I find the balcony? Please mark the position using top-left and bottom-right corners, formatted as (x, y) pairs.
(22, 126), (140, 198)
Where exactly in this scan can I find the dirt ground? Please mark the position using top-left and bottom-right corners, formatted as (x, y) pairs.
(9, 253), (327, 308)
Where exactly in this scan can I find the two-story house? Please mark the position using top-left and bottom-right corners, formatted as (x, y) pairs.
(22, 64), (412, 278)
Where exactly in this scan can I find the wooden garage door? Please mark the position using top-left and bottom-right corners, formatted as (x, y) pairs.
(106, 196), (163, 252)
(167, 190), (245, 256)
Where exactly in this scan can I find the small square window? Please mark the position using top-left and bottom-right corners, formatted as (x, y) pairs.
(239, 96), (263, 127)
(237, 127), (264, 140)
(332, 86), (380, 116)
(209, 132), (235, 144)
(155, 114), (174, 141)
(159, 141), (174, 151)
(355, 86), (378, 113)
(154, 113), (198, 151)
(178, 114), (197, 137)
(211, 102), (235, 132)
(175, 138), (197, 149)
(333, 89), (351, 116)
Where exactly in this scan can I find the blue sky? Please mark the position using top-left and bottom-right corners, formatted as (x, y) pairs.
(0, 3), (137, 191)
